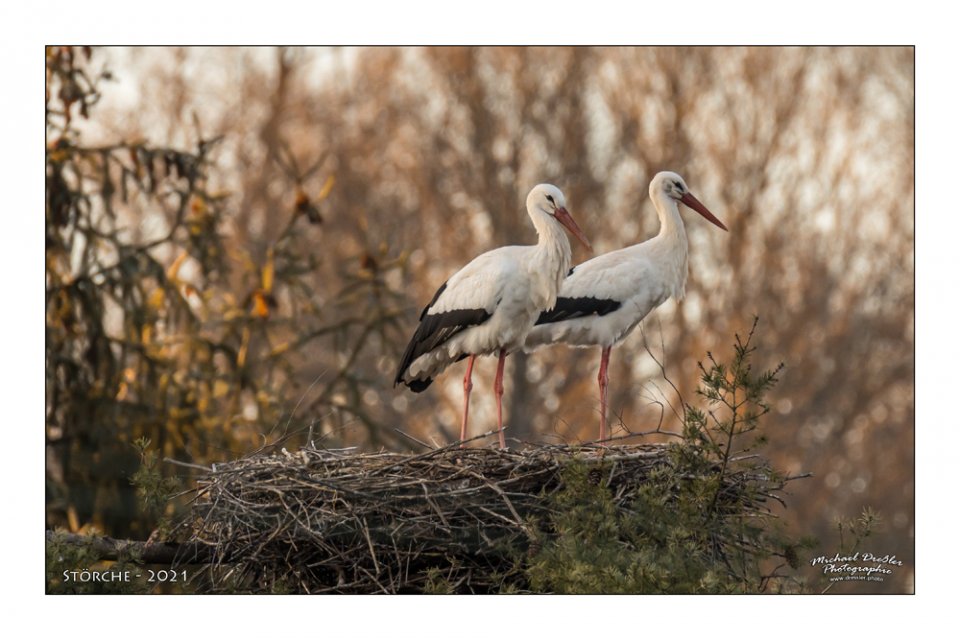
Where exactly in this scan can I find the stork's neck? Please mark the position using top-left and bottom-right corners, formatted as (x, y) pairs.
(650, 190), (690, 301)
(528, 210), (573, 305)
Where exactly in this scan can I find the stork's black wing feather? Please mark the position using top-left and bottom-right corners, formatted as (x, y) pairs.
(535, 296), (621, 325)
(394, 282), (492, 392)
(419, 282), (448, 321)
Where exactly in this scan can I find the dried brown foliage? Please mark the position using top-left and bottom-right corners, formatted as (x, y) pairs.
(45, 47), (407, 538)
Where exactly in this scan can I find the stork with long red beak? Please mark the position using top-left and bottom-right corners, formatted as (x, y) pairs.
(395, 184), (591, 448)
(525, 171), (727, 443)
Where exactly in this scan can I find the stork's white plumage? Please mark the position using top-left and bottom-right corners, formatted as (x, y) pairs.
(525, 171), (727, 443)
(395, 184), (591, 448)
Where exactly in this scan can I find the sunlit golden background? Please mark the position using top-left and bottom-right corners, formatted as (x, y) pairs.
(46, 46), (913, 592)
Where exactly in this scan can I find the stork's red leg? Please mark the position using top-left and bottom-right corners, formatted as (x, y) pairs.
(598, 346), (612, 445)
(494, 349), (507, 448)
(460, 355), (476, 448)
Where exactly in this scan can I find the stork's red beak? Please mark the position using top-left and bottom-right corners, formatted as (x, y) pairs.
(554, 207), (592, 251)
(680, 192), (727, 231)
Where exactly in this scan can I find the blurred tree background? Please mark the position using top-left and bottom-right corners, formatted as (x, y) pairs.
(46, 46), (913, 592)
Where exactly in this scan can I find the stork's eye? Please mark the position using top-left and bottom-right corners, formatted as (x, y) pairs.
(546, 195), (555, 205)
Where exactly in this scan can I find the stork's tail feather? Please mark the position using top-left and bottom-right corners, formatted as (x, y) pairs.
(393, 369), (434, 392)
(406, 377), (433, 393)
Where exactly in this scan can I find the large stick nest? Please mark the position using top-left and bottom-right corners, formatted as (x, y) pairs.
(184, 440), (768, 593)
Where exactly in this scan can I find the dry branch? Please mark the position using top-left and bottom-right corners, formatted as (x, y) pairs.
(46, 530), (212, 565)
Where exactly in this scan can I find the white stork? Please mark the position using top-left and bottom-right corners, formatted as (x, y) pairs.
(524, 171), (727, 443)
(394, 184), (591, 448)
